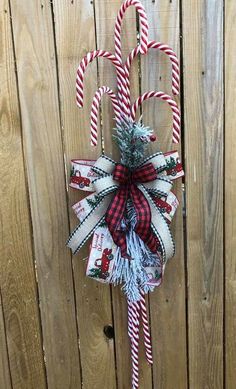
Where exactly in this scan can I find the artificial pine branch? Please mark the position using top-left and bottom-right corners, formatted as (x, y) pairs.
(113, 116), (154, 169)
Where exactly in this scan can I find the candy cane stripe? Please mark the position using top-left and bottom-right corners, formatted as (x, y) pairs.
(140, 292), (153, 364)
(128, 300), (140, 389)
(90, 86), (121, 146)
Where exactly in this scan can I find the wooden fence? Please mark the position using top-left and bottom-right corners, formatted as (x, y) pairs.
(0, 0), (234, 388)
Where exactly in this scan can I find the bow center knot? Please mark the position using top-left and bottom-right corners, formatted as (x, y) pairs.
(113, 164), (130, 184)
(113, 162), (157, 185)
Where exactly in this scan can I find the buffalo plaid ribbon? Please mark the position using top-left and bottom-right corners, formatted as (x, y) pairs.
(105, 162), (159, 258)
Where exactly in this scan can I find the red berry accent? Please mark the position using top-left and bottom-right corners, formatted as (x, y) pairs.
(149, 135), (156, 142)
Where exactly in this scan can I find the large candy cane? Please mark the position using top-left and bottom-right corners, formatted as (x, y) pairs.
(131, 91), (181, 143)
(114, 0), (149, 114)
(76, 50), (125, 108)
(90, 87), (121, 146)
(124, 41), (180, 108)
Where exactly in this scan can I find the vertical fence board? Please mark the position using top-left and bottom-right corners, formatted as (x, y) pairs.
(52, 1), (117, 388)
(9, 1), (82, 387)
(0, 1), (47, 388)
(93, 2), (133, 387)
(182, 1), (224, 388)
(225, 1), (236, 387)
(141, 2), (187, 388)
(94, 1), (153, 387)
(0, 292), (12, 389)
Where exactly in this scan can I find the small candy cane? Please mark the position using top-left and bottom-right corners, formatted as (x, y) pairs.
(90, 87), (121, 146)
(140, 291), (153, 365)
(125, 41), (180, 108)
(115, 0), (149, 115)
(131, 91), (181, 143)
(76, 50), (124, 108)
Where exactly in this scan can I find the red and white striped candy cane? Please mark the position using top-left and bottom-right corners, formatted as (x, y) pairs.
(76, 50), (124, 108)
(128, 299), (134, 341)
(115, 0), (149, 115)
(129, 300), (140, 389)
(124, 41), (180, 108)
(90, 86), (121, 146)
(131, 91), (181, 143)
(140, 291), (153, 365)
(128, 295), (153, 388)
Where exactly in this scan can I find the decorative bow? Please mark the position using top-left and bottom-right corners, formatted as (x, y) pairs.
(105, 162), (159, 258)
(67, 152), (175, 262)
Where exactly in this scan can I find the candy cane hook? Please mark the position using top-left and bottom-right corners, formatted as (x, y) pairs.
(76, 50), (124, 108)
(115, 0), (149, 115)
(124, 41), (180, 109)
(90, 86), (121, 146)
(131, 91), (181, 143)
(115, 0), (148, 58)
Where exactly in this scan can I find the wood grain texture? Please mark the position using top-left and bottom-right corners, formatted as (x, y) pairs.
(225, 1), (236, 387)
(52, 1), (117, 388)
(94, 1), (152, 387)
(9, 1), (81, 388)
(182, 1), (224, 388)
(0, 1), (229, 388)
(0, 292), (12, 389)
(0, 1), (47, 388)
(141, 2), (187, 388)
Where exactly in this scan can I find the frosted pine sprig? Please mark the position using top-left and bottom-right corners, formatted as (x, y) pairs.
(113, 117), (155, 169)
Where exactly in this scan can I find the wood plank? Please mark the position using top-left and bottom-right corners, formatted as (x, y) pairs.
(182, 1), (224, 388)
(94, 1), (152, 388)
(141, 2), (187, 388)
(0, 291), (12, 389)
(225, 1), (236, 387)
(0, 1), (47, 388)
(9, 1), (82, 387)
(52, 1), (117, 388)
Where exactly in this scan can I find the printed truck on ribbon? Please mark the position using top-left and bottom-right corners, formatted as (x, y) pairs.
(89, 248), (114, 280)
(86, 227), (116, 283)
(70, 159), (96, 191)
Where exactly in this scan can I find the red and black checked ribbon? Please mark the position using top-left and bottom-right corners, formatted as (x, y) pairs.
(105, 162), (159, 258)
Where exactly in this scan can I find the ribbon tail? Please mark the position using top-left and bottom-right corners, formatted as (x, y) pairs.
(67, 193), (114, 254)
(130, 184), (158, 254)
(105, 186), (129, 257)
(138, 184), (175, 262)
